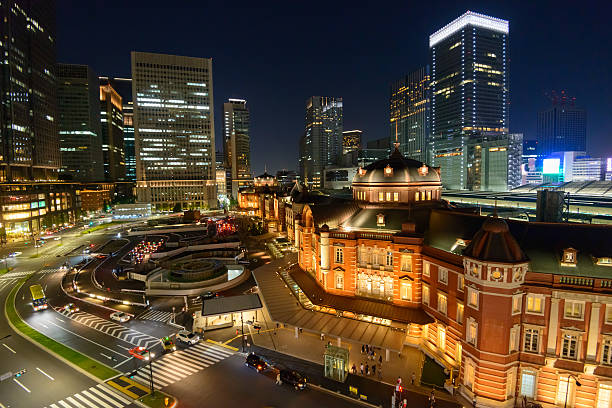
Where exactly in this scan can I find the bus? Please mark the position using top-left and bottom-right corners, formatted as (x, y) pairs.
(30, 284), (48, 311)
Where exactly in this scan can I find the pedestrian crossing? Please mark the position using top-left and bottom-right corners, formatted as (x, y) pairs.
(0, 268), (57, 280)
(129, 342), (234, 389)
(44, 383), (131, 408)
(0, 278), (16, 292)
(55, 308), (160, 349)
(137, 309), (174, 323)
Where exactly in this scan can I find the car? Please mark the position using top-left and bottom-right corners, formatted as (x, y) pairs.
(110, 311), (130, 322)
(280, 369), (307, 390)
(129, 346), (154, 361)
(245, 353), (268, 373)
(200, 291), (219, 301)
(161, 336), (176, 352)
(176, 330), (200, 345)
(62, 303), (79, 313)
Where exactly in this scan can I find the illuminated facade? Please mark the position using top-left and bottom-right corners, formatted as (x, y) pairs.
(100, 84), (126, 181)
(223, 99), (251, 198)
(342, 130), (362, 155)
(57, 64), (104, 182)
(290, 147), (612, 408)
(132, 52), (216, 209)
(299, 96), (343, 188)
(0, 0), (60, 182)
(390, 66), (430, 162)
(429, 11), (509, 190)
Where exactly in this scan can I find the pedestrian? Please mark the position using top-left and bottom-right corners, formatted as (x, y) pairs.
(402, 399), (407, 408)
(372, 364), (376, 376)
(299, 328), (303, 334)
(397, 376), (402, 385)
(320, 333), (324, 341)
(472, 396), (477, 408)
(429, 390), (436, 408)
(351, 364), (356, 375)
(411, 371), (416, 385)
(365, 364), (369, 376)
(361, 345), (365, 354)
(379, 355), (383, 365)
(276, 372), (282, 385)
(360, 363), (364, 375)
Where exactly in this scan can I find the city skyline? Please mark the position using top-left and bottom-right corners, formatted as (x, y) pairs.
(56, 1), (611, 176)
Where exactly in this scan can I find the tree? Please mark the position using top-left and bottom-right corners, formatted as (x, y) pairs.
(172, 202), (182, 213)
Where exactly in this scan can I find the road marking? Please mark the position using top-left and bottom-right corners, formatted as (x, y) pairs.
(113, 358), (132, 369)
(40, 323), (49, 329)
(100, 352), (112, 359)
(47, 320), (129, 356)
(13, 378), (31, 393)
(2, 343), (16, 354)
(0, 402), (6, 408)
(55, 317), (65, 322)
(36, 367), (55, 380)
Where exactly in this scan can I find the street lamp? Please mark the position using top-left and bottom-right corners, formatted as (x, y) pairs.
(564, 374), (581, 408)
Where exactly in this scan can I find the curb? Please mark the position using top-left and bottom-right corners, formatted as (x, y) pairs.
(307, 383), (381, 408)
(206, 338), (239, 351)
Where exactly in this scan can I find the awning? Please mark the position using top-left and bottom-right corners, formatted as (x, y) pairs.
(201, 294), (262, 316)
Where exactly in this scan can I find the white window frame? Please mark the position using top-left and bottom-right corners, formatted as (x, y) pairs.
(602, 338), (612, 366)
(509, 324), (520, 352)
(564, 300), (585, 320)
(523, 327), (540, 354)
(423, 261), (430, 277)
(456, 302), (464, 324)
(438, 267), (448, 284)
(520, 370), (537, 398)
(400, 254), (412, 272)
(423, 285), (430, 306)
(606, 305), (612, 324)
(335, 271), (344, 290)
(467, 287), (479, 310)
(335, 247), (344, 264)
(561, 332), (580, 360)
(438, 325), (446, 351)
(385, 251), (393, 267)
(464, 359), (475, 390)
(437, 293), (448, 315)
(597, 383), (612, 408)
(512, 294), (523, 315)
(467, 317), (477, 346)
(400, 281), (412, 301)
(457, 275), (464, 292)
(526, 294), (545, 315)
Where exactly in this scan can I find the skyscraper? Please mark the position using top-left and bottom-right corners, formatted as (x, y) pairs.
(299, 96), (343, 188)
(429, 11), (509, 189)
(223, 99), (251, 198)
(56, 64), (104, 182)
(467, 132), (522, 191)
(537, 91), (586, 155)
(131, 52), (216, 210)
(342, 130), (362, 154)
(100, 84), (126, 181)
(0, 0), (60, 182)
(389, 66), (430, 162)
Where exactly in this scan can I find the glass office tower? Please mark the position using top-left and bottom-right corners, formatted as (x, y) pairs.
(223, 99), (251, 198)
(537, 92), (586, 156)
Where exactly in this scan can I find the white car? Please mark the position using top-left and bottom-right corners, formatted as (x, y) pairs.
(110, 311), (130, 323)
(176, 330), (200, 345)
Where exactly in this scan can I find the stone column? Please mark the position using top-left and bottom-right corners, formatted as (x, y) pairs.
(546, 297), (560, 355)
(320, 230), (330, 289)
(294, 219), (299, 245)
(586, 303), (601, 361)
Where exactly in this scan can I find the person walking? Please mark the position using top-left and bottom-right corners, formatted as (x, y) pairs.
(379, 354), (383, 365)
(351, 364), (356, 375)
(360, 363), (364, 375)
(361, 344), (365, 354)
(276, 372), (282, 385)
(411, 371), (416, 385)
(372, 364), (376, 376)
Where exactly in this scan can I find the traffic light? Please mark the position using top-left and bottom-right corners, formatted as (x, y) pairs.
(14, 369), (27, 378)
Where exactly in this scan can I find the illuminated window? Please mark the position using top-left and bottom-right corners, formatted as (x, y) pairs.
(386, 192), (391, 201)
(561, 333), (579, 360)
(415, 191), (420, 201)
(526, 294), (544, 314)
(438, 293), (447, 315)
(438, 268), (448, 284)
(438, 326), (446, 351)
(393, 192), (399, 201)
(556, 376), (576, 406)
(564, 300), (584, 320)
(384, 165), (393, 176)
(467, 318), (477, 345)
(562, 248), (577, 266)
(456, 303), (464, 324)
(467, 287), (479, 309)
(335, 248), (344, 264)
(597, 384), (612, 408)
(378, 192), (384, 201)
(427, 191), (432, 200)
(512, 294), (522, 315)
(423, 262), (430, 277)
(457, 275), (464, 291)
(524, 328), (540, 353)
(376, 214), (385, 226)
(423, 285), (430, 305)
(520, 371), (536, 398)
(335, 272), (344, 290)
(400, 254), (412, 272)
(602, 339), (612, 365)
(400, 282), (412, 301)
(455, 342), (462, 363)
(464, 360), (475, 390)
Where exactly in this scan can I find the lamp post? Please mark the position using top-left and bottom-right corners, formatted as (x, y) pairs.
(564, 374), (581, 408)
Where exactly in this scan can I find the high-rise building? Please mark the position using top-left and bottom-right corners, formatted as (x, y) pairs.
(537, 91), (586, 156)
(389, 66), (430, 162)
(215, 151), (227, 197)
(467, 132), (522, 191)
(131, 52), (216, 210)
(57, 64), (104, 182)
(0, 0), (60, 182)
(99, 84), (125, 181)
(100, 77), (135, 181)
(223, 99), (251, 198)
(342, 130), (362, 154)
(429, 11), (509, 189)
(299, 96), (343, 188)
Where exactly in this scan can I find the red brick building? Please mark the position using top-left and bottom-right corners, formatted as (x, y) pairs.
(291, 147), (612, 407)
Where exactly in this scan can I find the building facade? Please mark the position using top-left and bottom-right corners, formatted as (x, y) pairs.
(342, 130), (362, 155)
(429, 11), (509, 190)
(289, 147), (612, 408)
(223, 99), (251, 198)
(466, 132), (523, 191)
(299, 96), (343, 189)
(0, 0), (60, 182)
(131, 52), (216, 210)
(57, 64), (104, 182)
(538, 92), (586, 156)
(99, 84), (126, 181)
(390, 66), (430, 162)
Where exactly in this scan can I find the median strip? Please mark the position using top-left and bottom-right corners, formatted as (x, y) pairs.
(4, 276), (119, 381)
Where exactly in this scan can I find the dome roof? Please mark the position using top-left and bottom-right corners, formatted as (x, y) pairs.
(352, 147), (441, 185)
(463, 216), (528, 263)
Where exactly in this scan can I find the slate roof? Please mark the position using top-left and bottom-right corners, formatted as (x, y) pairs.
(353, 147), (440, 185)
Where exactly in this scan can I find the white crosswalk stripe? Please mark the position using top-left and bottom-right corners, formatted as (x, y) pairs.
(44, 383), (131, 408)
(55, 308), (159, 348)
(0, 279), (16, 292)
(0, 268), (58, 280)
(137, 309), (174, 323)
(128, 342), (233, 389)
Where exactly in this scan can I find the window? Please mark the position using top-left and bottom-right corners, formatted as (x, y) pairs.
(400, 282), (412, 301)
(456, 303), (464, 324)
(526, 294), (544, 314)
(524, 328), (540, 353)
(423, 285), (430, 306)
(455, 342), (462, 363)
(607, 305), (612, 324)
(393, 192), (399, 201)
(563, 249), (576, 264)
(597, 384), (612, 408)
(512, 294), (522, 315)
(438, 293), (447, 315)
(465, 361), (475, 390)
(400, 254), (412, 272)
(507, 369), (516, 398)
(438, 326), (446, 351)
(376, 214), (385, 226)
(467, 287), (479, 309)
(556, 376), (575, 406)
(335, 248), (344, 264)
(564, 300), (584, 320)
(386, 192), (391, 201)
(561, 333), (579, 360)
(415, 191), (420, 201)
(510, 325), (520, 352)
(423, 262), (430, 277)
(457, 275), (464, 292)
(378, 192), (384, 201)
(520, 371), (536, 398)
(438, 268), (448, 284)
(386, 251), (393, 267)
(602, 339), (612, 365)
(372, 250), (379, 266)
(334, 272), (344, 290)
(467, 318), (477, 345)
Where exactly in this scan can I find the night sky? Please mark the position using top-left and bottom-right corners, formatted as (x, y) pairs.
(57, 0), (611, 176)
